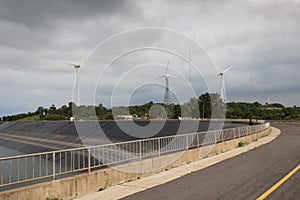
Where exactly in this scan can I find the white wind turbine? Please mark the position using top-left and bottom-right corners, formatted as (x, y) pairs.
(213, 65), (233, 101)
(63, 56), (85, 106)
(156, 61), (171, 105)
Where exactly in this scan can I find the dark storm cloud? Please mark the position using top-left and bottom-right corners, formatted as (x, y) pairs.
(0, 0), (142, 49)
(0, 0), (144, 72)
(0, 0), (138, 27)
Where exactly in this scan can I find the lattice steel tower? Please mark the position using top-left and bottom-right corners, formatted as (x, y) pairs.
(156, 61), (171, 105)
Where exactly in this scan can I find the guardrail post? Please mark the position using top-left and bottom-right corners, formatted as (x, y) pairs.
(71, 151), (74, 171)
(186, 135), (189, 150)
(9, 160), (12, 183)
(1, 161), (3, 185)
(139, 141), (142, 161)
(197, 133), (200, 148)
(32, 156), (35, 179)
(214, 131), (217, 143)
(158, 138), (161, 157)
(52, 152), (55, 180)
(221, 131), (224, 142)
(88, 147), (91, 173)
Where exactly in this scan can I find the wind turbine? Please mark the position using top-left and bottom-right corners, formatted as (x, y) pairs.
(266, 97), (270, 105)
(63, 56), (85, 106)
(213, 65), (233, 101)
(156, 62), (171, 105)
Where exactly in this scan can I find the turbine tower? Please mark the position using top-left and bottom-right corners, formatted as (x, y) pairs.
(63, 56), (85, 106)
(214, 65), (233, 101)
(156, 62), (171, 105)
(266, 97), (270, 105)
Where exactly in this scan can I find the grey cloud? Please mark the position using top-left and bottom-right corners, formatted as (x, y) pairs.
(0, 0), (300, 116)
(0, 0), (140, 27)
(0, 0), (143, 51)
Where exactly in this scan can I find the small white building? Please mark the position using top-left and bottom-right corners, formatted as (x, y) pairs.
(116, 115), (135, 121)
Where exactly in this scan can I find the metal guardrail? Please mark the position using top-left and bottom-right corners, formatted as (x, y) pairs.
(0, 122), (270, 187)
(208, 118), (265, 124)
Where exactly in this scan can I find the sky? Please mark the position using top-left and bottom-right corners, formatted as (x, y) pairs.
(0, 0), (299, 116)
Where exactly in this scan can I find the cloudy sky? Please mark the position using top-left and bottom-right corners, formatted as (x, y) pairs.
(0, 0), (299, 116)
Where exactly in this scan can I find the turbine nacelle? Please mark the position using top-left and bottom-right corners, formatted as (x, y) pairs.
(213, 65), (233, 101)
(63, 62), (81, 69)
(155, 74), (171, 80)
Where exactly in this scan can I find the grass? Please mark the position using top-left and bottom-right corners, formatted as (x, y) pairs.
(237, 141), (249, 147)
(288, 121), (300, 124)
(16, 115), (40, 121)
(46, 198), (63, 200)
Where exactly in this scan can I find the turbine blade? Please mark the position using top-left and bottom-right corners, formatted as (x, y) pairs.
(46, 59), (59, 65)
(79, 51), (89, 65)
(155, 75), (165, 80)
(223, 66), (233, 74)
(63, 62), (78, 67)
(213, 64), (221, 73)
(165, 61), (169, 74)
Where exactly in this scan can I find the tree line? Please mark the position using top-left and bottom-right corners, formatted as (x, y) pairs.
(1, 93), (299, 121)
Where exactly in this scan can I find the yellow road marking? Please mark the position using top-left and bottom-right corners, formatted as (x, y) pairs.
(257, 164), (300, 200)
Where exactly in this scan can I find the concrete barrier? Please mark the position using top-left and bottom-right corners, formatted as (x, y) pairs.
(0, 127), (271, 200)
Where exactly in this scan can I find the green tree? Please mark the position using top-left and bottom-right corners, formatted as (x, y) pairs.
(198, 93), (224, 119)
(49, 104), (57, 115)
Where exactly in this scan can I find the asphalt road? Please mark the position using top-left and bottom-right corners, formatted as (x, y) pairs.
(122, 123), (300, 200)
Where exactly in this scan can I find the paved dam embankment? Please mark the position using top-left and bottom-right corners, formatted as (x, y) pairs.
(0, 120), (246, 156)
